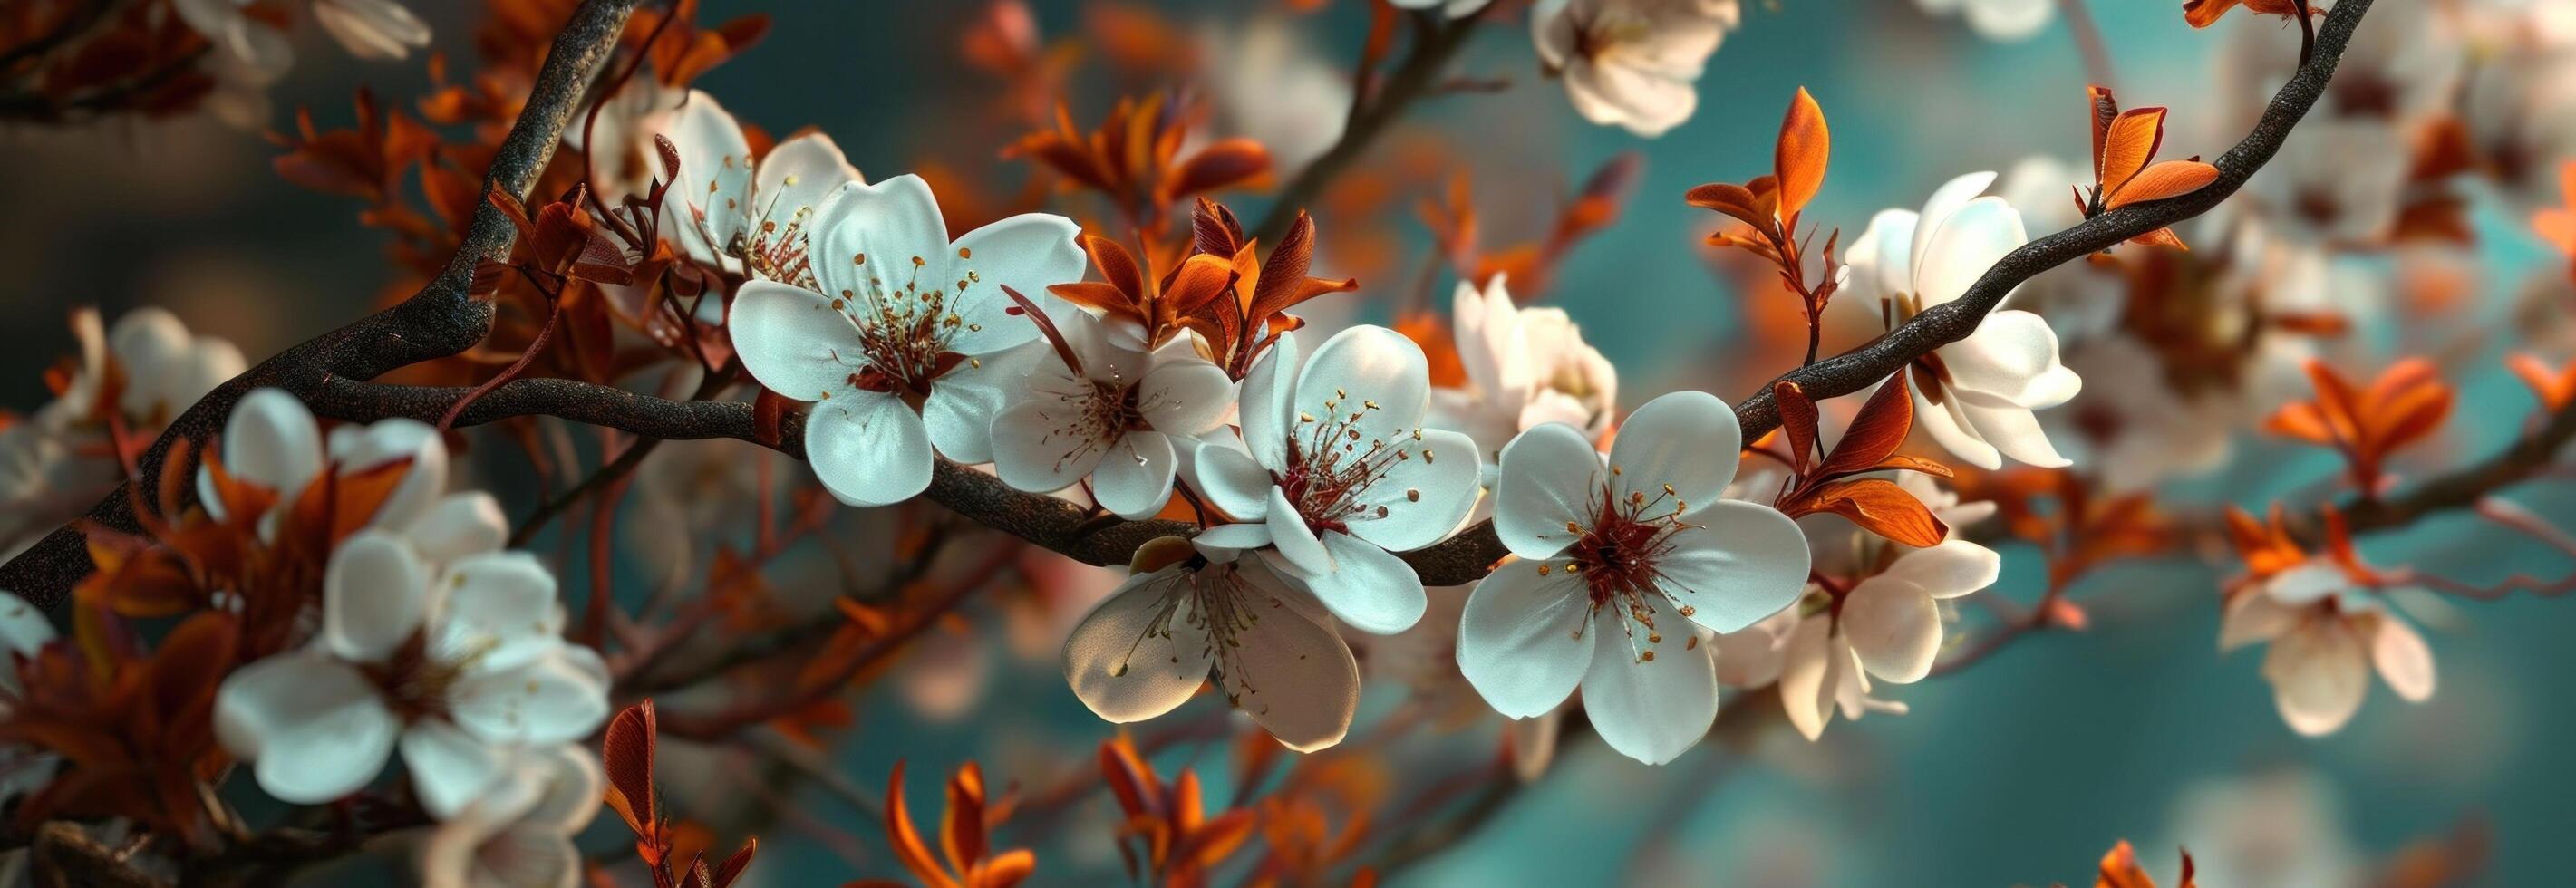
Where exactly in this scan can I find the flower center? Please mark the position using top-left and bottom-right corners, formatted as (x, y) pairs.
(1031, 378), (1149, 474)
(831, 250), (987, 402)
(363, 632), (482, 724)
(1117, 561), (1285, 708)
(1273, 389), (1430, 536)
(1542, 476), (1700, 662)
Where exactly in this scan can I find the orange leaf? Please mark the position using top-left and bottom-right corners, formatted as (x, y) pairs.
(885, 762), (957, 888)
(2508, 353), (2575, 409)
(2108, 159), (2218, 209)
(1816, 373), (1913, 478)
(2087, 85), (2119, 179)
(2127, 227), (2190, 250)
(1773, 87), (1829, 220)
(1806, 478), (1947, 547)
(942, 762), (990, 878)
(2096, 839), (2157, 888)
(2096, 107), (2169, 197)
(1772, 381), (1818, 474)
(602, 701), (662, 847)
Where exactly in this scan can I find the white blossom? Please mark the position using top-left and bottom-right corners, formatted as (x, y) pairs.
(2220, 563), (2436, 737)
(992, 309), (1234, 519)
(1456, 391), (1810, 764)
(417, 745), (602, 888)
(1427, 276), (1617, 477)
(1844, 171), (2081, 468)
(1913, 0), (2054, 41)
(728, 174), (1084, 507)
(656, 91), (863, 281)
(1061, 542), (1360, 750)
(1531, 0), (1741, 138)
(1185, 326), (1484, 637)
(3, 309), (243, 558)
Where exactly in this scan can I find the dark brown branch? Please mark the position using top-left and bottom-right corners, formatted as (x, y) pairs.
(0, 0), (642, 607)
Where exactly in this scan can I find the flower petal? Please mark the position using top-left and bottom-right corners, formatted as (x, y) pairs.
(923, 342), (1041, 464)
(1655, 500), (1811, 634)
(402, 720), (508, 822)
(809, 174), (950, 306)
(754, 132), (861, 235)
(1958, 400), (2070, 468)
(2368, 613), (2436, 702)
(1293, 325), (1434, 445)
(1839, 577), (1941, 683)
(1061, 570), (1212, 723)
(1457, 559), (1593, 718)
(1914, 196), (2026, 309)
(1138, 346), (1235, 436)
(1579, 609), (1718, 765)
(805, 391), (932, 507)
(331, 418), (448, 531)
(990, 399), (1109, 497)
(1299, 531), (1427, 634)
(1777, 615), (1837, 741)
(324, 530), (428, 663)
(1495, 422), (1608, 559)
(1906, 170), (1998, 292)
(1224, 592), (1360, 751)
(1342, 427), (1480, 553)
(948, 213), (1087, 356)
(728, 280), (862, 402)
(1606, 391), (1740, 516)
(217, 387), (324, 513)
(663, 92), (755, 267)
(1239, 332), (1303, 470)
(1913, 385), (2001, 469)
(450, 650), (611, 745)
(1266, 487), (1332, 576)
(1188, 438), (1273, 521)
(2261, 618), (2369, 737)
(433, 551), (565, 674)
(217, 653), (399, 804)
(1879, 539), (2001, 600)
(1092, 430), (1179, 520)
(1941, 310), (2074, 408)
(404, 492), (508, 564)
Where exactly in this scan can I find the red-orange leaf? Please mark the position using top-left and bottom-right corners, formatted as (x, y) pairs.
(2107, 159), (2219, 209)
(1806, 478), (1947, 547)
(1816, 373), (1913, 478)
(1774, 87), (1829, 220)
(2097, 107), (2168, 197)
(1772, 381), (1819, 473)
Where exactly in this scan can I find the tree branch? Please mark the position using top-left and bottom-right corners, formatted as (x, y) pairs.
(0, 0), (2374, 606)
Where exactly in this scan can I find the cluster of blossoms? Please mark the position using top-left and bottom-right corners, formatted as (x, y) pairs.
(2, 309), (242, 558)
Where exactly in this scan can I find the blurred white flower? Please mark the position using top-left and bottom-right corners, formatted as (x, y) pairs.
(1062, 540), (1361, 750)
(174, 0), (429, 71)
(2244, 118), (2410, 247)
(1532, 0), (1742, 138)
(2221, 561), (2436, 737)
(992, 308), (1234, 519)
(2, 308), (243, 557)
(655, 91), (862, 282)
(1201, 14), (1351, 172)
(1913, 0), (2053, 42)
(1427, 276), (1618, 476)
(418, 744), (603, 888)
(1186, 326), (1484, 636)
(728, 174), (1083, 507)
(215, 530), (609, 816)
(1993, 156), (2126, 344)
(195, 389), (505, 561)
(1457, 392), (1809, 764)
(2160, 770), (2362, 888)
(1844, 171), (2080, 468)
(2046, 334), (2235, 492)
(1775, 473), (1996, 739)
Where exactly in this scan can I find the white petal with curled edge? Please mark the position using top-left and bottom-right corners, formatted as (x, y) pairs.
(1579, 609), (1719, 765)
(1062, 570), (1213, 723)
(948, 213), (1085, 356)
(1343, 427), (1480, 553)
(1092, 431), (1179, 520)
(1839, 577), (1941, 684)
(1191, 521), (1273, 551)
(518, 745), (605, 832)
(450, 651), (611, 745)
(1879, 539), (2002, 600)
(1457, 560), (1593, 719)
(1914, 196), (2027, 310)
(1224, 594), (1360, 751)
(2264, 562), (2347, 607)
(660, 92), (754, 267)
(324, 530), (428, 664)
(434, 552), (564, 674)
(809, 175), (950, 304)
(990, 399), (1107, 497)
(1958, 400), (2069, 468)
(1138, 346), (1235, 436)
(312, 0), (431, 60)
(216, 653), (399, 803)
(1294, 325), (1434, 443)
(805, 391), (932, 507)
(923, 343), (1040, 464)
(1239, 332), (1303, 471)
(333, 418), (447, 531)
(1777, 615), (1836, 741)
(753, 132), (861, 234)
(1913, 384), (2001, 469)
(405, 493), (508, 563)
(1941, 311), (2069, 406)
(1302, 532), (1427, 634)
(1606, 391), (1740, 516)
(2220, 591), (2299, 652)
(1187, 438), (1273, 521)
(1655, 500), (1811, 634)
(1845, 208), (1919, 302)
(402, 720), (508, 822)
(2262, 619), (2369, 737)
(1907, 170), (1999, 294)
(2368, 613), (2436, 702)
(728, 281), (862, 402)
(1495, 422), (1606, 559)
